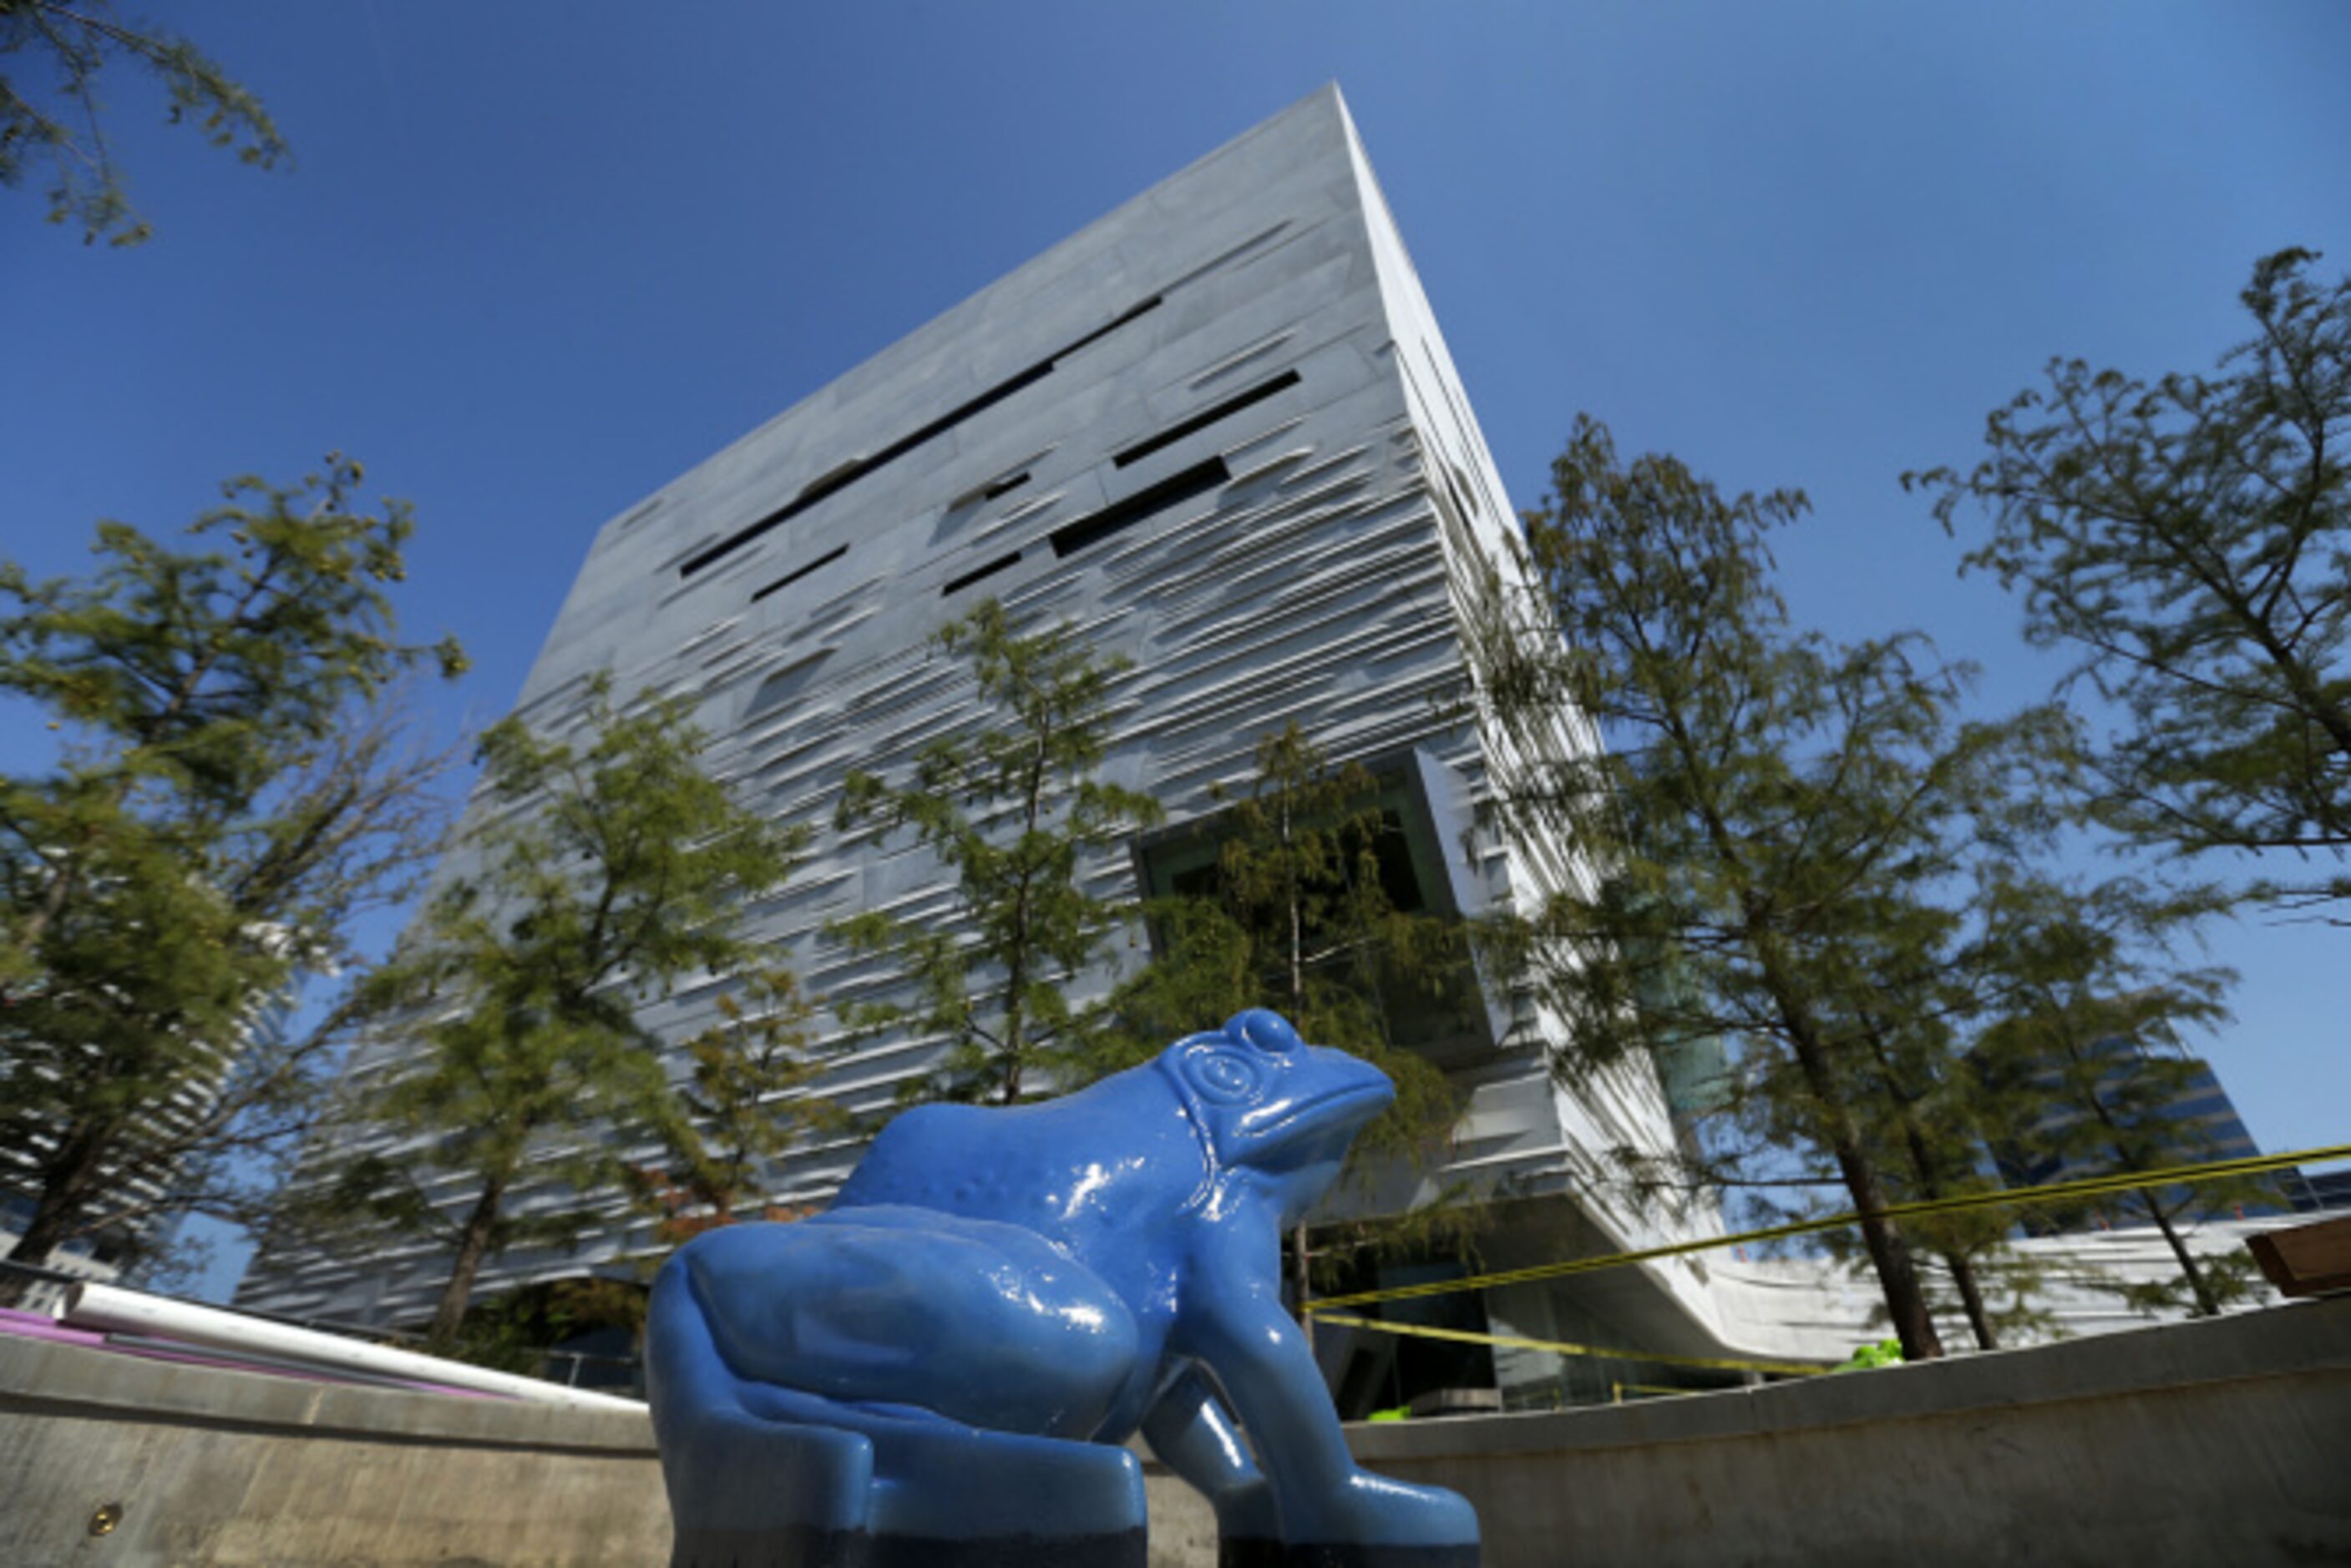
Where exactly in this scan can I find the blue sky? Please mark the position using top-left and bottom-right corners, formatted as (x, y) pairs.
(4, 3), (2346, 1298)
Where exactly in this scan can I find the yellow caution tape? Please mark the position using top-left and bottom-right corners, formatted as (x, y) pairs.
(1311, 1309), (1827, 1378)
(1306, 1140), (2351, 1315)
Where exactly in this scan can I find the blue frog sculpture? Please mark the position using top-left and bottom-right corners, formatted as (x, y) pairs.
(646, 1008), (1480, 1568)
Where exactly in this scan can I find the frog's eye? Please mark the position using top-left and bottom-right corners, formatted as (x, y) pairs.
(1183, 1045), (1267, 1105)
(1226, 1009), (1300, 1055)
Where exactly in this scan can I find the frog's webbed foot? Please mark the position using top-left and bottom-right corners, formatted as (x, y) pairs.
(1217, 1480), (1483, 1568)
(1144, 1368), (1477, 1568)
(648, 1261), (1147, 1567)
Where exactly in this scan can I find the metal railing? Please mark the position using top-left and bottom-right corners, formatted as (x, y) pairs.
(1, 1256), (644, 1393)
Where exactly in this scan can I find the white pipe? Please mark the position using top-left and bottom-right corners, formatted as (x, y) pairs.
(61, 1281), (646, 1413)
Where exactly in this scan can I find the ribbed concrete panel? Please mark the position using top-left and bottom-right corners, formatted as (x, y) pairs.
(238, 87), (1725, 1363)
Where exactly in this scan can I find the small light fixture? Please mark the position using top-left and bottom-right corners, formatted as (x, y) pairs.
(89, 1502), (124, 1536)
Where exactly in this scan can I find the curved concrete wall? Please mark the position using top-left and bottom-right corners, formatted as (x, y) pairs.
(6, 1298), (2341, 1565)
(0, 1338), (666, 1566)
(1355, 1296), (2351, 1568)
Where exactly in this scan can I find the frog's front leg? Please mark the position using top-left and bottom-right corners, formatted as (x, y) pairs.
(1173, 1208), (1479, 1564)
(1140, 1366), (1279, 1544)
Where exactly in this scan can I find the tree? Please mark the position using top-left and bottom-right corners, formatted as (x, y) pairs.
(1, 0), (286, 245)
(630, 966), (842, 1247)
(0, 458), (460, 1277)
(1844, 995), (2041, 1353)
(830, 599), (1161, 1105)
(1095, 725), (1472, 1329)
(321, 674), (808, 1341)
(1914, 249), (2351, 922)
(1969, 871), (2266, 1318)
(1466, 417), (2050, 1361)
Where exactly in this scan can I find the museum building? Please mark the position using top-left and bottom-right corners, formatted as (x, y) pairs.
(240, 86), (1789, 1408)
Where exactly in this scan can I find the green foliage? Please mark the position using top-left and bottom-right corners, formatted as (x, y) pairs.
(830, 600), (1160, 1105)
(0, 458), (459, 1273)
(1915, 248), (2351, 921)
(321, 673), (808, 1339)
(2107, 1253), (2265, 1318)
(637, 965), (844, 1232)
(1112, 732), (1464, 1160)
(1968, 870), (2267, 1317)
(1467, 417), (2063, 1360)
(433, 1275), (650, 1376)
(0, 0), (287, 245)
(1096, 724), (1480, 1286)
(1806, 967), (2046, 1352)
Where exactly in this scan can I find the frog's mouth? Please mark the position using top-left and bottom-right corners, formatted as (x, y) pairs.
(1241, 1080), (1396, 1166)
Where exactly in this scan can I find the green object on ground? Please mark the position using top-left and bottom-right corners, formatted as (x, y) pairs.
(1837, 1339), (1905, 1371)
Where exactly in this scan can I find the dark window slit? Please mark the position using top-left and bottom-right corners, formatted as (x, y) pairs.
(982, 471), (1031, 501)
(1054, 295), (1163, 363)
(941, 551), (1023, 596)
(1049, 457), (1229, 559)
(680, 296), (1164, 579)
(1113, 369), (1302, 468)
(751, 544), (849, 603)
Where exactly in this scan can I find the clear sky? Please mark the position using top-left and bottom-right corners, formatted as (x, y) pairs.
(4, 2), (2346, 1299)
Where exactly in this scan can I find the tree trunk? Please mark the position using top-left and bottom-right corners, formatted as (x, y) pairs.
(1757, 962), (1944, 1360)
(2077, 1067), (2222, 1317)
(0, 1196), (79, 1308)
(1290, 1222), (1315, 1352)
(1885, 1093), (1997, 1350)
(2141, 1191), (2222, 1316)
(1943, 1251), (1999, 1350)
(429, 1175), (508, 1343)
(3, 1192), (76, 1274)
(1827, 1130), (1945, 1361)
(2, 1117), (119, 1268)
(0, 850), (83, 1006)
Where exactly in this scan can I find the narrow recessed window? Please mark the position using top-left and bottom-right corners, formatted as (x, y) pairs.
(680, 296), (1163, 579)
(1447, 462), (1478, 520)
(942, 551), (1022, 597)
(751, 544), (849, 604)
(948, 468), (1036, 513)
(1112, 370), (1301, 468)
(1049, 458), (1229, 559)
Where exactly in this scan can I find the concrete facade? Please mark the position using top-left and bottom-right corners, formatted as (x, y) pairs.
(8, 1297), (2342, 1565)
(236, 85), (1748, 1395)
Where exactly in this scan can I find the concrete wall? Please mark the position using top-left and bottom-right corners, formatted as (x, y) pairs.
(0, 1338), (670, 1566)
(1354, 1295), (2351, 1568)
(7, 1299), (2345, 1565)
(0, 1334), (1224, 1568)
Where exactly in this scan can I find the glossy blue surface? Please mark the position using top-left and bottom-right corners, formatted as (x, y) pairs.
(647, 1009), (1480, 1566)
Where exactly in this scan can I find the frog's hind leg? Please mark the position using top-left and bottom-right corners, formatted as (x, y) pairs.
(646, 1260), (879, 1567)
(647, 1260), (1145, 1566)
(850, 1405), (1146, 1568)
(724, 1378), (1143, 1567)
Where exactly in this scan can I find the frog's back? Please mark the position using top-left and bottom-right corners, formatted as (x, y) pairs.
(833, 1101), (1008, 1214)
(833, 1070), (1203, 1246)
